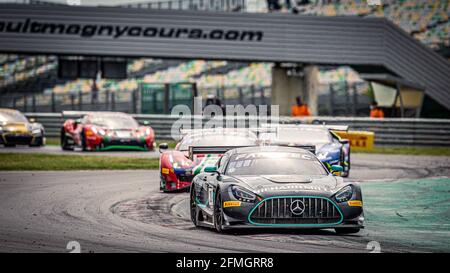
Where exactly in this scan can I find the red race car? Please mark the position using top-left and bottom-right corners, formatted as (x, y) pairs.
(158, 128), (258, 192)
(61, 111), (155, 151)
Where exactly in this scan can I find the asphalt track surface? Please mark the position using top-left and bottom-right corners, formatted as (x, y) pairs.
(0, 153), (449, 253)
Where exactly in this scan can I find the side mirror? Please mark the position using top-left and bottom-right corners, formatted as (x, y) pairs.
(143, 120), (150, 126)
(331, 165), (343, 176)
(340, 139), (349, 144)
(159, 143), (169, 153)
(29, 117), (36, 123)
(204, 166), (221, 178)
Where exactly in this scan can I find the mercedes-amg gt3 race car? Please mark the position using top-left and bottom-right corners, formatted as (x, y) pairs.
(259, 124), (351, 177)
(159, 128), (258, 192)
(190, 146), (364, 234)
(60, 111), (155, 151)
(0, 108), (45, 147)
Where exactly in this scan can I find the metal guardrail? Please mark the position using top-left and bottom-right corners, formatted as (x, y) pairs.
(24, 113), (450, 147)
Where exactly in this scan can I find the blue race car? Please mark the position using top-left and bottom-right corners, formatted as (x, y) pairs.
(258, 124), (351, 177)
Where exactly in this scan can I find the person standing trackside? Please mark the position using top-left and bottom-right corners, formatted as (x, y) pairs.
(369, 101), (384, 118)
(291, 96), (311, 117)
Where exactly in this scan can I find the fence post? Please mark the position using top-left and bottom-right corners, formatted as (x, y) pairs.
(352, 84), (358, 116)
(70, 94), (75, 110)
(164, 83), (170, 114)
(78, 91), (82, 111)
(23, 95), (28, 112)
(111, 92), (116, 111)
(329, 85), (335, 116)
(32, 95), (36, 112)
(344, 80), (350, 116)
(132, 89), (138, 114)
(51, 92), (56, 113)
(238, 87), (243, 105)
(105, 90), (110, 110)
(260, 87), (266, 105)
(251, 85), (255, 105)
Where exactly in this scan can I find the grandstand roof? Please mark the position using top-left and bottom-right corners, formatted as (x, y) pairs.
(0, 4), (449, 109)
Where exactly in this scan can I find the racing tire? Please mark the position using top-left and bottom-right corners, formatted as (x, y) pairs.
(159, 175), (167, 192)
(214, 191), (225, 233)
(61, 130), (74, 151)
(335, 228), (360, 234)
(81, 130), (87, 151)
(30, 131), (45, 147)
(190, 187), (199, 227)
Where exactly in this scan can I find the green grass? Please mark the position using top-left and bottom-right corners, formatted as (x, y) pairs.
(45, 137), (60, 146)
(0, 153), (159, 171)
(353, 146), (450, 156)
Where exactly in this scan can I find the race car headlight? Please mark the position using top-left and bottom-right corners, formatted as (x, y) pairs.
(334, 186), (353, 203)
(317, 151), (328, 161)
(231, 186), (256, 202)
(91, 127), (105, 136)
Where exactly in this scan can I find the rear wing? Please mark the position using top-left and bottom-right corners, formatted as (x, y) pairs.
(62, 111), (126, 118)
(325, 125), (349, 132)
(188, 145), (253, 160)
(270, 144), (316, 154)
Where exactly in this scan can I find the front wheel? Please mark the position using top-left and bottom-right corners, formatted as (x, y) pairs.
(30, 131), (45, 147)
(81, 130), (87, 151)
(61, 130), (74, 150)
(190, 187), (198, 227)
(335, 228), (360, 234)
(214, 191), (224, 233)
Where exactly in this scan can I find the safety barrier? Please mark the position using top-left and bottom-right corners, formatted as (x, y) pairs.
(24, 113), (450, 147)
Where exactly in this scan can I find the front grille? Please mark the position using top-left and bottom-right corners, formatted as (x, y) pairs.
(4, 135), (33, 145)
(176, 173), (193, 183)
(249, 197), (342, 225)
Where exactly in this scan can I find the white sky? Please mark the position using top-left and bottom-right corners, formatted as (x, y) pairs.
(0, 0), (265, 11)
(0, 0), (155, 6)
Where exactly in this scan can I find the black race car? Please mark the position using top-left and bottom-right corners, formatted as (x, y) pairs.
(190, 146), (364, 234)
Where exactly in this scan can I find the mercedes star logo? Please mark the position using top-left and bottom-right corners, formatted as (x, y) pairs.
(290, 199), (305, 216)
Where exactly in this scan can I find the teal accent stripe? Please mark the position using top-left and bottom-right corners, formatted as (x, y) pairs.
(100, 145), (147, 151)
(195, 197), (207, 208)
(247, 196), (343, 227)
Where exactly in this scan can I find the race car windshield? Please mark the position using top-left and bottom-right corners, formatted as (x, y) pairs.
(91, 115), (139, 129)
(261, 128), (331, 144)
(225, 152), (328, 176)
(0, 111), (28, 123)
(178, 134), (256, 151)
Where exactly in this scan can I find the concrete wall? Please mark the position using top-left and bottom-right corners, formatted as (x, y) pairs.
(271, 65), (319, 116)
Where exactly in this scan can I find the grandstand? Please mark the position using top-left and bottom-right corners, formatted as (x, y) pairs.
(0, 0), (449, 117)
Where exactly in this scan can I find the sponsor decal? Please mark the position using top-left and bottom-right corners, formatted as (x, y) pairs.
(254, 184), (333, 194)
(347, 200), (363, 207)
(161, 168), (170, 174)
(0, 19), (264, 42)
(223, 201), (241, 208)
